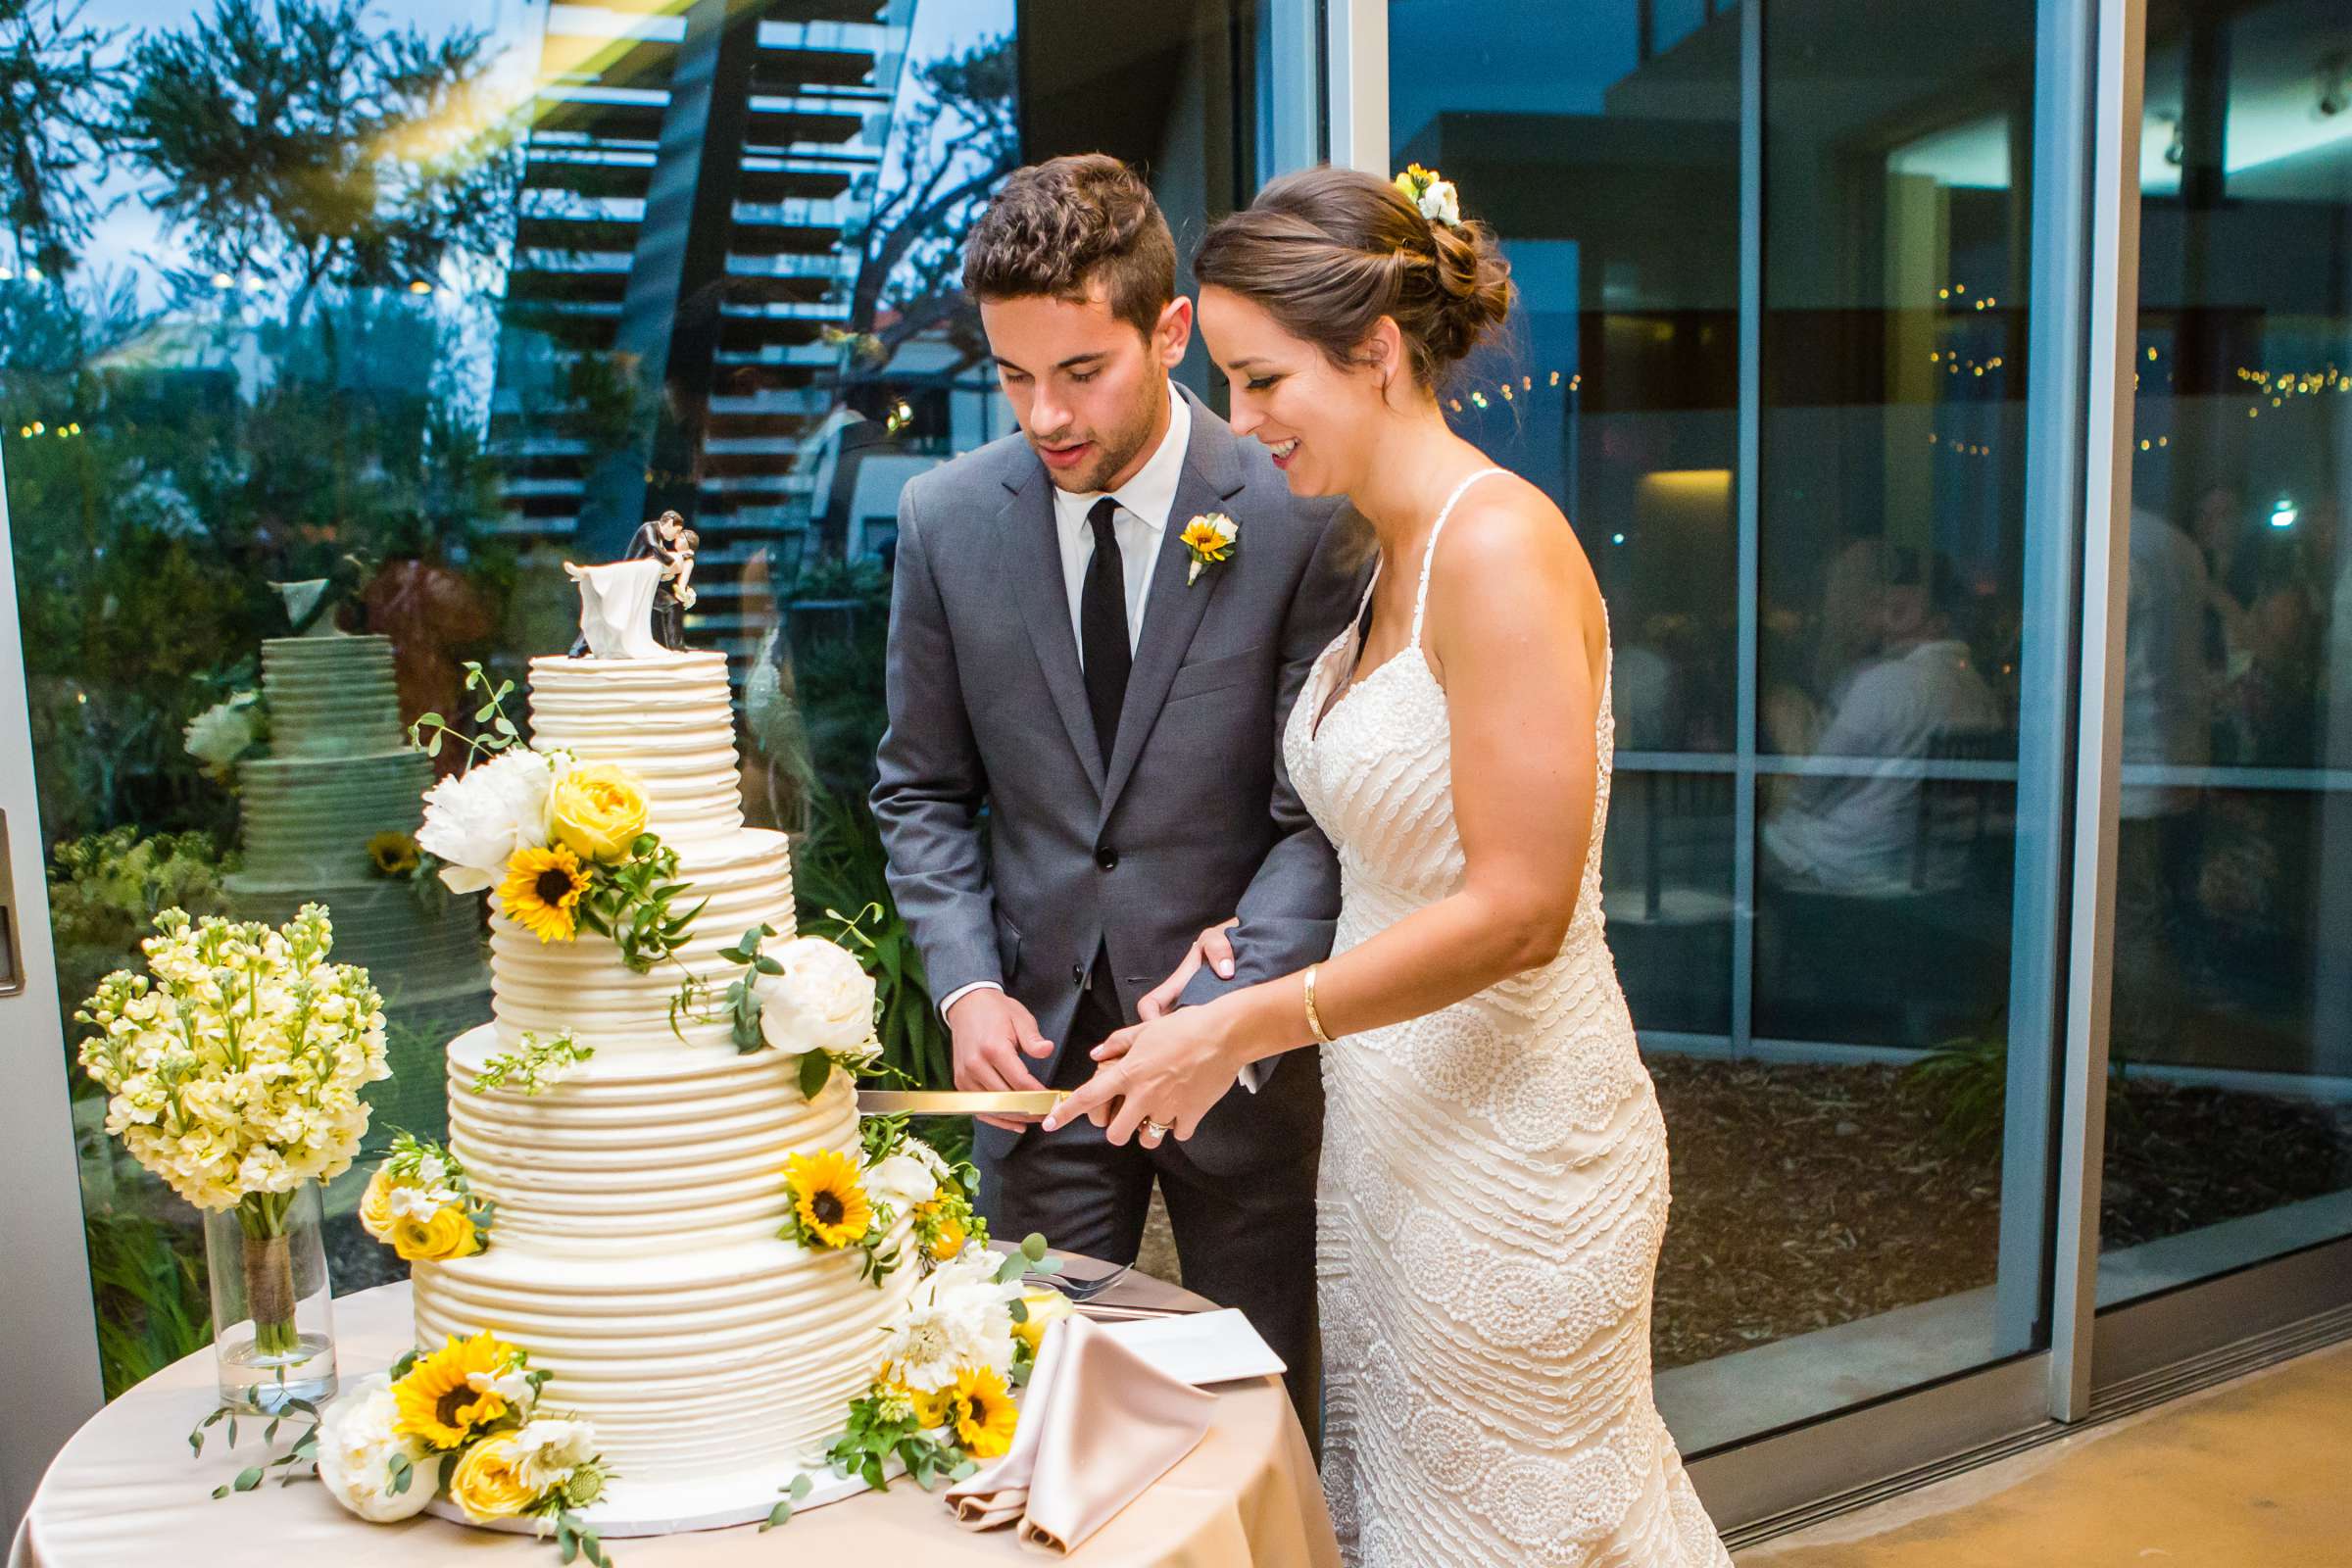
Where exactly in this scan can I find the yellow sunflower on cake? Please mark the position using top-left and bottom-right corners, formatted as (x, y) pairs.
(950, 1365), (1018, 1458)
(498, 843), (589, 942)
(393, 1331), (526, 1449)
(784, 1149), (872, 1249)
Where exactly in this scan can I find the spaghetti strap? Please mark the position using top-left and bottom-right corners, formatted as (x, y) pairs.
(1409, 466), (1507, 649)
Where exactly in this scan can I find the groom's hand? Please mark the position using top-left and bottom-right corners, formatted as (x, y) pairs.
(946, 988), (1056, 1133)
(1138, 919), (1241, 1020)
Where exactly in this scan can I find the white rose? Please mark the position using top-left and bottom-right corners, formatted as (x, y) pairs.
(317, 1375), (444, 1523)
(755, 937), (878, 1058)
(418, 748), (565, 891)
(864, 1148), (942, 1213)
(507, 1417), (598, 1494)
(1420, 179), (1461, 228)
(183, 694), (260, 774)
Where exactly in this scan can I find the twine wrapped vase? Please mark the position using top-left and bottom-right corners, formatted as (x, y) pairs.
(206, 1183), (337, 1412)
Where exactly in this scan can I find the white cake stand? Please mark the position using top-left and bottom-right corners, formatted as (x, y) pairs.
(423, 1459), (884, 1539)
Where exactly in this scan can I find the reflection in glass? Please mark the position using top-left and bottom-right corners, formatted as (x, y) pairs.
(2104, 0), (2352, 1298)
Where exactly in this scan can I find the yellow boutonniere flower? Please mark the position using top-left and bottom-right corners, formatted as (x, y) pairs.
(1179, 513), (1239, 586)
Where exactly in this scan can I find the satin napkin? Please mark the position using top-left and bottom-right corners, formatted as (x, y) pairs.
(945, 1314), (1217, 1553)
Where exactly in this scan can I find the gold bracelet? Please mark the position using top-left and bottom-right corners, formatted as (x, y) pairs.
(1302, 962), (1337, 1046)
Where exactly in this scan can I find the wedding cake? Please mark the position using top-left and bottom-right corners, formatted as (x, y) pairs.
(225, 634), (490, 1139)
(407, 648), (924, 1509)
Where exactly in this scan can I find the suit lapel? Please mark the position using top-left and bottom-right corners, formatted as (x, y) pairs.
(999, 458), (1106, 795)
(1098, 394), (1249, 818)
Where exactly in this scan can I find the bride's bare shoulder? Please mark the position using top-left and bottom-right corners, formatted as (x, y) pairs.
(1428, 471), (1593, 606)
(1424, 471), (1605, 679)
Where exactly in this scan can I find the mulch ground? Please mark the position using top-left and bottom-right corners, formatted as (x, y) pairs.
(1139, 1055), (2352, 1373)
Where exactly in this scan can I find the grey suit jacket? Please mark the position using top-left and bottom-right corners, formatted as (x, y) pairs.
(871, 387), (1365, 1174)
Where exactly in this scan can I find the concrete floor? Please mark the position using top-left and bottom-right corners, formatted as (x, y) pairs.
(1737, 1338), (2352, 1568)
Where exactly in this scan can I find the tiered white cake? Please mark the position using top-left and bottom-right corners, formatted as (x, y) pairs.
(410, 651), (920, 1508)
(227, 634), (490, 1137)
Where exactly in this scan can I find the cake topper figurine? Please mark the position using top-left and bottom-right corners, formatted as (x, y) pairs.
(565, 509), (699, 659)
(633, 509), (699, 651)
(270, 553), (369, 637)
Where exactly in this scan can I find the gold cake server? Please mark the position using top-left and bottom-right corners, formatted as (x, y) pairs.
(855, 1089), (1069, 1116)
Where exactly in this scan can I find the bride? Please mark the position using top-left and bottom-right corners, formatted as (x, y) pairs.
(1042, 166), (1734, 1567)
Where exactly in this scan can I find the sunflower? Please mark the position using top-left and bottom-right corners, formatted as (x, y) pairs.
(368, 831), (422, 877)
(393, 1331), (523, 1449)
(498, 844), (589, 943)
(950, 1364), (1018, 1458)
(785, 1149), (872, 1250)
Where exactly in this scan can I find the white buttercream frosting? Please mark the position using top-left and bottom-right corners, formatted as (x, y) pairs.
(419, 649), (908, 1493)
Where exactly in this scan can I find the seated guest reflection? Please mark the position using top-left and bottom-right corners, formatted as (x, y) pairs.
(1763, 548), (2001, 896)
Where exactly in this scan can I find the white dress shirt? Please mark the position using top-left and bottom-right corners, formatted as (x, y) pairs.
(1052, 384), (1192, 662)
(940, 386), (1193, 1022)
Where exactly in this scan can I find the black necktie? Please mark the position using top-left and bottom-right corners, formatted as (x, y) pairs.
(1080, 496), (1131, 766)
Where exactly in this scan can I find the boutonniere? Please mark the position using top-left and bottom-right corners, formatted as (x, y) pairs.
(1179, 513), (1239, 586)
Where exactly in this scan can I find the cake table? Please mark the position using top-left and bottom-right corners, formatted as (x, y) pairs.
(11, 1264), (1338, 1568)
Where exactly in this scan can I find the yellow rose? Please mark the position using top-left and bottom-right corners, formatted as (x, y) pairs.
(1013, 1287), (1073, 1354)
(358, 1165), (398, 1243)
(391, 1204), (480, 1262)
(449, 1436), (539, 1523)
(548, 764), (649, 864)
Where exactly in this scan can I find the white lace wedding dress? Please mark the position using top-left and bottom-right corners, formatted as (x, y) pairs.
(1288, 469), (1733, 1568)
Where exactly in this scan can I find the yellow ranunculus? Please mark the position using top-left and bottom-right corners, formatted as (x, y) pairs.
(358, 1165), (398, 1243)
(1012, 1287), (1073, 1355)
(391, 1203), (480, 1262)
(548, 764), (649, 864)
(449, 1436), (539, 1523)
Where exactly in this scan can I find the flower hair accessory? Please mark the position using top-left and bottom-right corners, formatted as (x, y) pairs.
(1393, 164), (1463, 230)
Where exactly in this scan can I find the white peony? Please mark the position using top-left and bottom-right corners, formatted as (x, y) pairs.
(507, 1417), (598, 1494)
(1419, 178), (1461, 229)
(418, 747), (566, 892)
(183, 693), (262, 777)
(882, 1244), (1021, 1391)
(316, 1374), (444, 1523)
(864, 1142), (945, 1213)
(755, 936), (879, 1059)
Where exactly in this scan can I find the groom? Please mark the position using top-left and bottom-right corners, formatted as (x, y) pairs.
(871, 154), (1362, 1419)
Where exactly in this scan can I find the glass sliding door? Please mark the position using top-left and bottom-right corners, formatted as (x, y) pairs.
(2099, 0), (2352, 1305)
(1387, 0), (2070, 1461)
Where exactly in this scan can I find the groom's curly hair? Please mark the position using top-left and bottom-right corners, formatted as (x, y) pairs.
(962, 154), (1177, 338)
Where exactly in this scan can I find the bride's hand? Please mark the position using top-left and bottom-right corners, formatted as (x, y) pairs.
(1136, 918), (1240, 1020)
(1042, 1004), (1244, 1146)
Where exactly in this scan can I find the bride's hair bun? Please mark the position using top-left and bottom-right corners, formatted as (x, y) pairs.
(1195, 165), (1512, 388)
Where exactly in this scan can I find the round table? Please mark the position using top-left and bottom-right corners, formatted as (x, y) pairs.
(11, 1273), (1339, 1568)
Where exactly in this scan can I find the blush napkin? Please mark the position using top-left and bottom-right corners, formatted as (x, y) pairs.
(944, 1313), (1217, 1553)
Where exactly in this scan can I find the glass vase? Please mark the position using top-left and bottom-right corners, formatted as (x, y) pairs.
(204, 1183), (337, 1413)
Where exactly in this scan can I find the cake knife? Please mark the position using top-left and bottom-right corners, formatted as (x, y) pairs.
(854, 1089), (1069, 1116)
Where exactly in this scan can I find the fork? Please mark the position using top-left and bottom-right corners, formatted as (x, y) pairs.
(1042, 1259), (1136, 1302)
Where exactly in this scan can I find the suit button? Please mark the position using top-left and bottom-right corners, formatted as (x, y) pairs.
(1096, 845), (1119, 871)
(1071, 962), (1087, 988)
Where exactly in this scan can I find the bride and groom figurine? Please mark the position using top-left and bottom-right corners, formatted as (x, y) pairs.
(567, 510), (699, 659)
